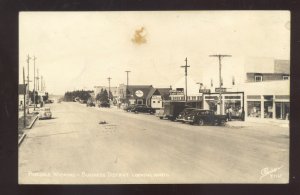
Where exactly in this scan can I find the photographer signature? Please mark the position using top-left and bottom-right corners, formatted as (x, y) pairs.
(260, 166), (283, 180)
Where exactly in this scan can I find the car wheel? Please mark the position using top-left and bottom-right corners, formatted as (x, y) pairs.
(159, 116), (163, 119)
(219, 119), (226, 126)
(135, 111), (138, 114)
(197, 119), (204, 126)
(214, 120), (219, 126)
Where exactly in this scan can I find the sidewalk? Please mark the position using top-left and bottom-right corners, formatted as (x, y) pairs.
(226, 119), (289, 128)
(18, 107), (39, 146)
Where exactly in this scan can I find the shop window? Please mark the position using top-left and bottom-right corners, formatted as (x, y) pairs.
(153, 101), (156, 103)
(275, 102), (290, 120)
(158, 101), (160, 103)
(247, 101), (261, 118)
(225, 100), (242, 118)
(255, 75), (263, 82)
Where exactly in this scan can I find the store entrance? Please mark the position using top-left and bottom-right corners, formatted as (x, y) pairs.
(275, 102), (290, 120)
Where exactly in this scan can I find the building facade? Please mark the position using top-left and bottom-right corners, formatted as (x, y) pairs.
(201, 57), (290, 122)
(126, 85), (155, 106)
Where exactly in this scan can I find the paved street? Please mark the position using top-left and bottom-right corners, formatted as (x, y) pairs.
(19, 102), (289, 184)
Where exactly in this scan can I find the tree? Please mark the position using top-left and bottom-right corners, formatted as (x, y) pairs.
(64, 90), (92, 102)
(96, 89), (109, 103)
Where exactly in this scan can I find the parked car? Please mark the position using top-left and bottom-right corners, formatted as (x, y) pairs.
(86, 102), (95, 107)
(38, 107), (52, 119)
(183, 109), (227, 126)
(157, 108), (165, 119)
(45, 99), (54, 104)
(131, 104), (155, 114)
(176, 108), (197, 122)
(99, 101), (110, 108)
(123, 104), (136, 112)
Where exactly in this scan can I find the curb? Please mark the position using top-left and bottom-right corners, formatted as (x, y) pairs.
(26, 115), (39, 129)
(18, 133), (26, 146)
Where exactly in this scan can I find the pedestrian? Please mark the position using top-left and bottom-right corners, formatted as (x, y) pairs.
(20, 101), (23, 110)
(228, 106), (233, 121)
(225, 107), (229, 121)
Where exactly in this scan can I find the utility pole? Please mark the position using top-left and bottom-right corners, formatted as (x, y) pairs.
(23, 66), (26, 127)
(26, 55), (31, 114)
(180, 57), (190, 105)
(125, 70), (131, 100)
(107, 77), (112, 100)
(33, 56), (37, 110)
(36, 68), (39, 91)
(41, 75), (43, 92)
(209, 54), (232, 115)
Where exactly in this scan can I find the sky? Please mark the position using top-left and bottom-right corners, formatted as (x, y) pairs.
(19, 11), (290, 95)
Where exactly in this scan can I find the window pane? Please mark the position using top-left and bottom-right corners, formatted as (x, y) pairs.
(247, 101), (261, 118)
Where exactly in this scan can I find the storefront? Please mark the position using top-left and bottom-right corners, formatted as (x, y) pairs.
(203, 92), (244, 119)
(243, 80), (289, 122)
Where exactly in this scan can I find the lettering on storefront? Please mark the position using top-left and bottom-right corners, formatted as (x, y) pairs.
(169, 90), (184, 95)
(199, 89), (210, 93)
(215, 88), (226, 93)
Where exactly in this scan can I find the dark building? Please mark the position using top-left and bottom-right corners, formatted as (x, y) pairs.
(127, 85), (155, 106)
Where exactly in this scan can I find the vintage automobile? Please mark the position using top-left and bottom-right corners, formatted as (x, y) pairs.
(183, 109), (227, 126)
(86, 99), (95, 107)
(123, 104), (136, 112)
(156, 108), (165, 119)
(99, 101), (110, 108)
(176, 108), (197, 122)
(130, 104), (156, 114)
(86, 102), (95, 107)
(38, 107), (52, 119)
(45, 99), (54, 104)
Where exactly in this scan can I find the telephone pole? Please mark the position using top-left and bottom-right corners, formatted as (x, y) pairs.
(36, 68), (39, 91)
(180, 57), (190, 104)
(125, 70), (131, 100)
(41, 75), (43, 91)
(23, 66), (26, 127)
(209, 54), (232, 115)
(33, 56), (37, 110)
(26, 55), (31, 114)
(107, 77), (112, 100)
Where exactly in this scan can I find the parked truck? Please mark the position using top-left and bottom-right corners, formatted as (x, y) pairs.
(158, 101), (190, 121)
